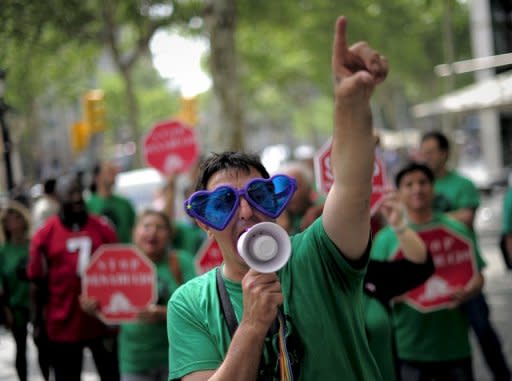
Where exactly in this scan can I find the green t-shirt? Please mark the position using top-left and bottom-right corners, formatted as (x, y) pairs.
(119, 250), (196, 374)
(433, 170), (480, 212)
(502, 188), (512, 234)
(370, 213), (485, 363)
(0, 242), (30, 324)
(363, 295), (396, 380)
(167, 218), (382, 381)
(172, 220), (206, 257)
(87, 193), (136, 243)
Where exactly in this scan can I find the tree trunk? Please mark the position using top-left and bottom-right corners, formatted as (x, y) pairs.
(120, 66), (141, 167)
(205, 0), (244, 152)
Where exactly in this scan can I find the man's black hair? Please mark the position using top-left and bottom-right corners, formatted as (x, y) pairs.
(55, 174), (83, 202)
(195, 152), (270, 191)
(43, 178), (57, 195)
(395, 162), (435, 188)
(421, 131), (450, 153)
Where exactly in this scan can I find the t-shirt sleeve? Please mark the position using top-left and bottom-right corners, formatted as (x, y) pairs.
(290, 218), (370, 292)
(456, 178), (480, 210)
(365, 255), (435, 304)
(168, 290), (221, 380)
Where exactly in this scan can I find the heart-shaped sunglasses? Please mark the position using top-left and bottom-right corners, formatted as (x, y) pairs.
(184, 174), (297, 230)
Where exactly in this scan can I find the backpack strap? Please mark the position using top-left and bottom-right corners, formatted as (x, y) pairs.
(168, 251), (183, 286)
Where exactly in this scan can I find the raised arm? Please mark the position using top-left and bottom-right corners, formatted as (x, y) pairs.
(379, 191), (427, 263)
(322, 16), (388, 260)
(447, 208), (476, 230)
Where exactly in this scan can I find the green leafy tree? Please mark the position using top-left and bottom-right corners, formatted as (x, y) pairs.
(232, 0), (471, 146)
(1, 0), (202, 170)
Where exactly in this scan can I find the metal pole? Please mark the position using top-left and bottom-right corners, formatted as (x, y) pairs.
(0, 100), (15, 193)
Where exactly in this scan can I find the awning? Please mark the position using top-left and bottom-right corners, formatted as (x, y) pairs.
(412, 71), (512, 118)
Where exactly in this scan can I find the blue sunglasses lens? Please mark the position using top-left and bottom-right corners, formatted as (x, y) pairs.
(246, 176), (295, 217)
(188, 187), (237, 230)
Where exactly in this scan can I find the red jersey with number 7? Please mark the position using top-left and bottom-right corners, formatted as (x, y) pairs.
(28, 214), (118, 342)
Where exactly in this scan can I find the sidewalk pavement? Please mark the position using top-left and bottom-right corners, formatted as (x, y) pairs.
(0, 329), (99, 381)
(472, 235), (512, 381)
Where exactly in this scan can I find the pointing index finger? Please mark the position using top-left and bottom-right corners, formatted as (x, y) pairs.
(332, 16), (348, 73)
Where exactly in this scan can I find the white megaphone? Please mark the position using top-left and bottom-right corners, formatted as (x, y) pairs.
(237, 222), (291, 273)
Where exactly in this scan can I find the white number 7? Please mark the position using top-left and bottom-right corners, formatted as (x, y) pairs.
(67, 237), (93, 276)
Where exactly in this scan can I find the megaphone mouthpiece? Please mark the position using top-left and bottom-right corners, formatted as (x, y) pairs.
(237, 222), (291, 273)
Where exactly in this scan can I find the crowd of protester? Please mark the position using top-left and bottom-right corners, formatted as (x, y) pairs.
(0, 15), (510, 381)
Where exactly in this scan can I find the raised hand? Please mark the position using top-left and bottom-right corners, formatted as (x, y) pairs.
(378, 190), (407, 230)
(332, 16), (388, 102)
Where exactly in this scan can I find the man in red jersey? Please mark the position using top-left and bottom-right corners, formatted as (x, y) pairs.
(28, 174), (120, 381)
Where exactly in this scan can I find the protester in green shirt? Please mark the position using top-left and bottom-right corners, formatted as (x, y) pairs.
(420, 131), (511, 380)
(372, 162), (485, 380)
(119, 210), (196, 381)
(87, 161), (136, 243)
(420, 131), (479, 229)
(0, 201), (49, 381)
(167, 16), (388, 381)
(364, 190), (433, 381)
(154, 174), (206, 257)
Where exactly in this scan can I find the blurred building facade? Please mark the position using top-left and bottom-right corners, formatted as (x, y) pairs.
(413, 0), (512, 188)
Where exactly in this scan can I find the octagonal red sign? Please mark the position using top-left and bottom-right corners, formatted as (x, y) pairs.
(195, 238), (223, 274)
(142, 119), (199, 175)
(313, 138), (387, 215)
(83, 244), (157, 324)
(392, 226), (477, 312)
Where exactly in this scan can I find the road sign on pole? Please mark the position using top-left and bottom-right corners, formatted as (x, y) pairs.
(143, 119), (199, 175)
(392, 226), (477, 312)
(313, 138), (387, 215)
(195, 238), (223, 274)
(83, 244), (157, 324)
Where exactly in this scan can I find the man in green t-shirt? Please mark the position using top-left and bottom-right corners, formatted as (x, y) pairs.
(167, 16), (388, 381)
(87, 161), (136, 243)
(420, 131), (511, 380)
(420, 131), (480, 229)
(373, 162), (485, 380)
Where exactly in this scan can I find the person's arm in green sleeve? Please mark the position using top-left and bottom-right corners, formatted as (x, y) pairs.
(322, 16), (388, 261)
(447, 178), (480, 229)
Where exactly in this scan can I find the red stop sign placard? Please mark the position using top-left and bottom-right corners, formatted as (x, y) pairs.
(313, 138), (387, 215)
(83, 244), (157, 324)
(195, 238), (223, 274)
(143, 119), (199, 175)
(392, 226), (477, 312)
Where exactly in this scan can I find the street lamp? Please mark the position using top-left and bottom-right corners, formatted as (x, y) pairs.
(0, 70), (15, 194)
